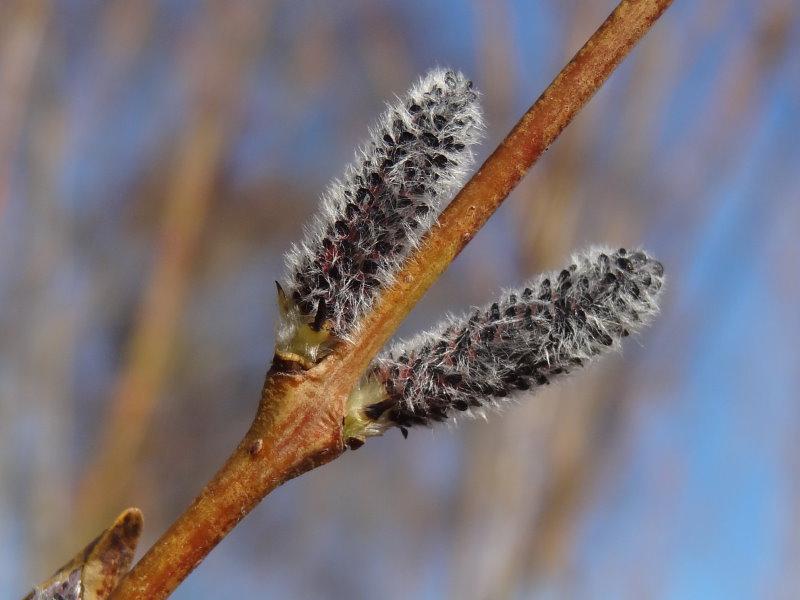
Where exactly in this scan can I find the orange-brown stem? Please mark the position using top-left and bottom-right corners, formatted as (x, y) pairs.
(110, 360), (353, 600)
(111, 1), (672, 598)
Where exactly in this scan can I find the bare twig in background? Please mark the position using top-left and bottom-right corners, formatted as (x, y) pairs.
(73, 2), (270, 544)
(0, 0), (50, 218)
(22, 56), (75, 580)
(105, 2), (672, 598)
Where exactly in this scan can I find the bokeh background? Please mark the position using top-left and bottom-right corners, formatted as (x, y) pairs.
(2, 1), (799, 598)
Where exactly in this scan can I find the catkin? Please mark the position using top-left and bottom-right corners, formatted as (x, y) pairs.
(280, 68), (483, 356)
(347, 247), (664, 443)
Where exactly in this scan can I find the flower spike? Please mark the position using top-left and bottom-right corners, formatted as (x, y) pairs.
(279, 68), (483, 366)
(344, 247), (664, 446)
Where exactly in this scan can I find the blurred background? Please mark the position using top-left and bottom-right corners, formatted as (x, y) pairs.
(1, 0), (798, 598)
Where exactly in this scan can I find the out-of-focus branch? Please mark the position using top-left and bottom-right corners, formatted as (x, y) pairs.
(110, 1), (672, 598)
(73, 107), (227, 539)
(72, 2), (267, 545)
(0, 0), (50, 218)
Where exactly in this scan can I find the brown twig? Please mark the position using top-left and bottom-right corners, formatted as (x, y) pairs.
(110, 1), (672, 597)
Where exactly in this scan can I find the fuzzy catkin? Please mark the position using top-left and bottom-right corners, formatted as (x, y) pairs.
(353, 247), (664, 438)
(281, 68), (483, 343)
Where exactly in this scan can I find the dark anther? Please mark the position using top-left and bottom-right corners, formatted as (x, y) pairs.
(340, 239), (355, 255)
(312, 298), (327, 331)
(444, 373), (463, 386)
(346, 437), (365, 450)
(334, 220), (349, 236)
(539, 279), (552, 301)
(616, 256), (633, 271)
(421, 132), (439, 147)
(490, 302), (500, 320)
(524, 306), (535, 329)
(328, 264), (340, 280)
(355, 187), (371, 203)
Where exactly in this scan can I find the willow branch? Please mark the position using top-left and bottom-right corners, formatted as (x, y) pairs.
(110, 1), (672, 598)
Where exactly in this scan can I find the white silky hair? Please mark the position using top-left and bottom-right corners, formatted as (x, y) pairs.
(32, 568), (82, 600)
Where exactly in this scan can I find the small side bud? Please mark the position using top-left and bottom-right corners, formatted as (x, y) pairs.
(25, 508), (144, 600)
(345, 247), (664, 442)
(280, 68), (484, 367)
